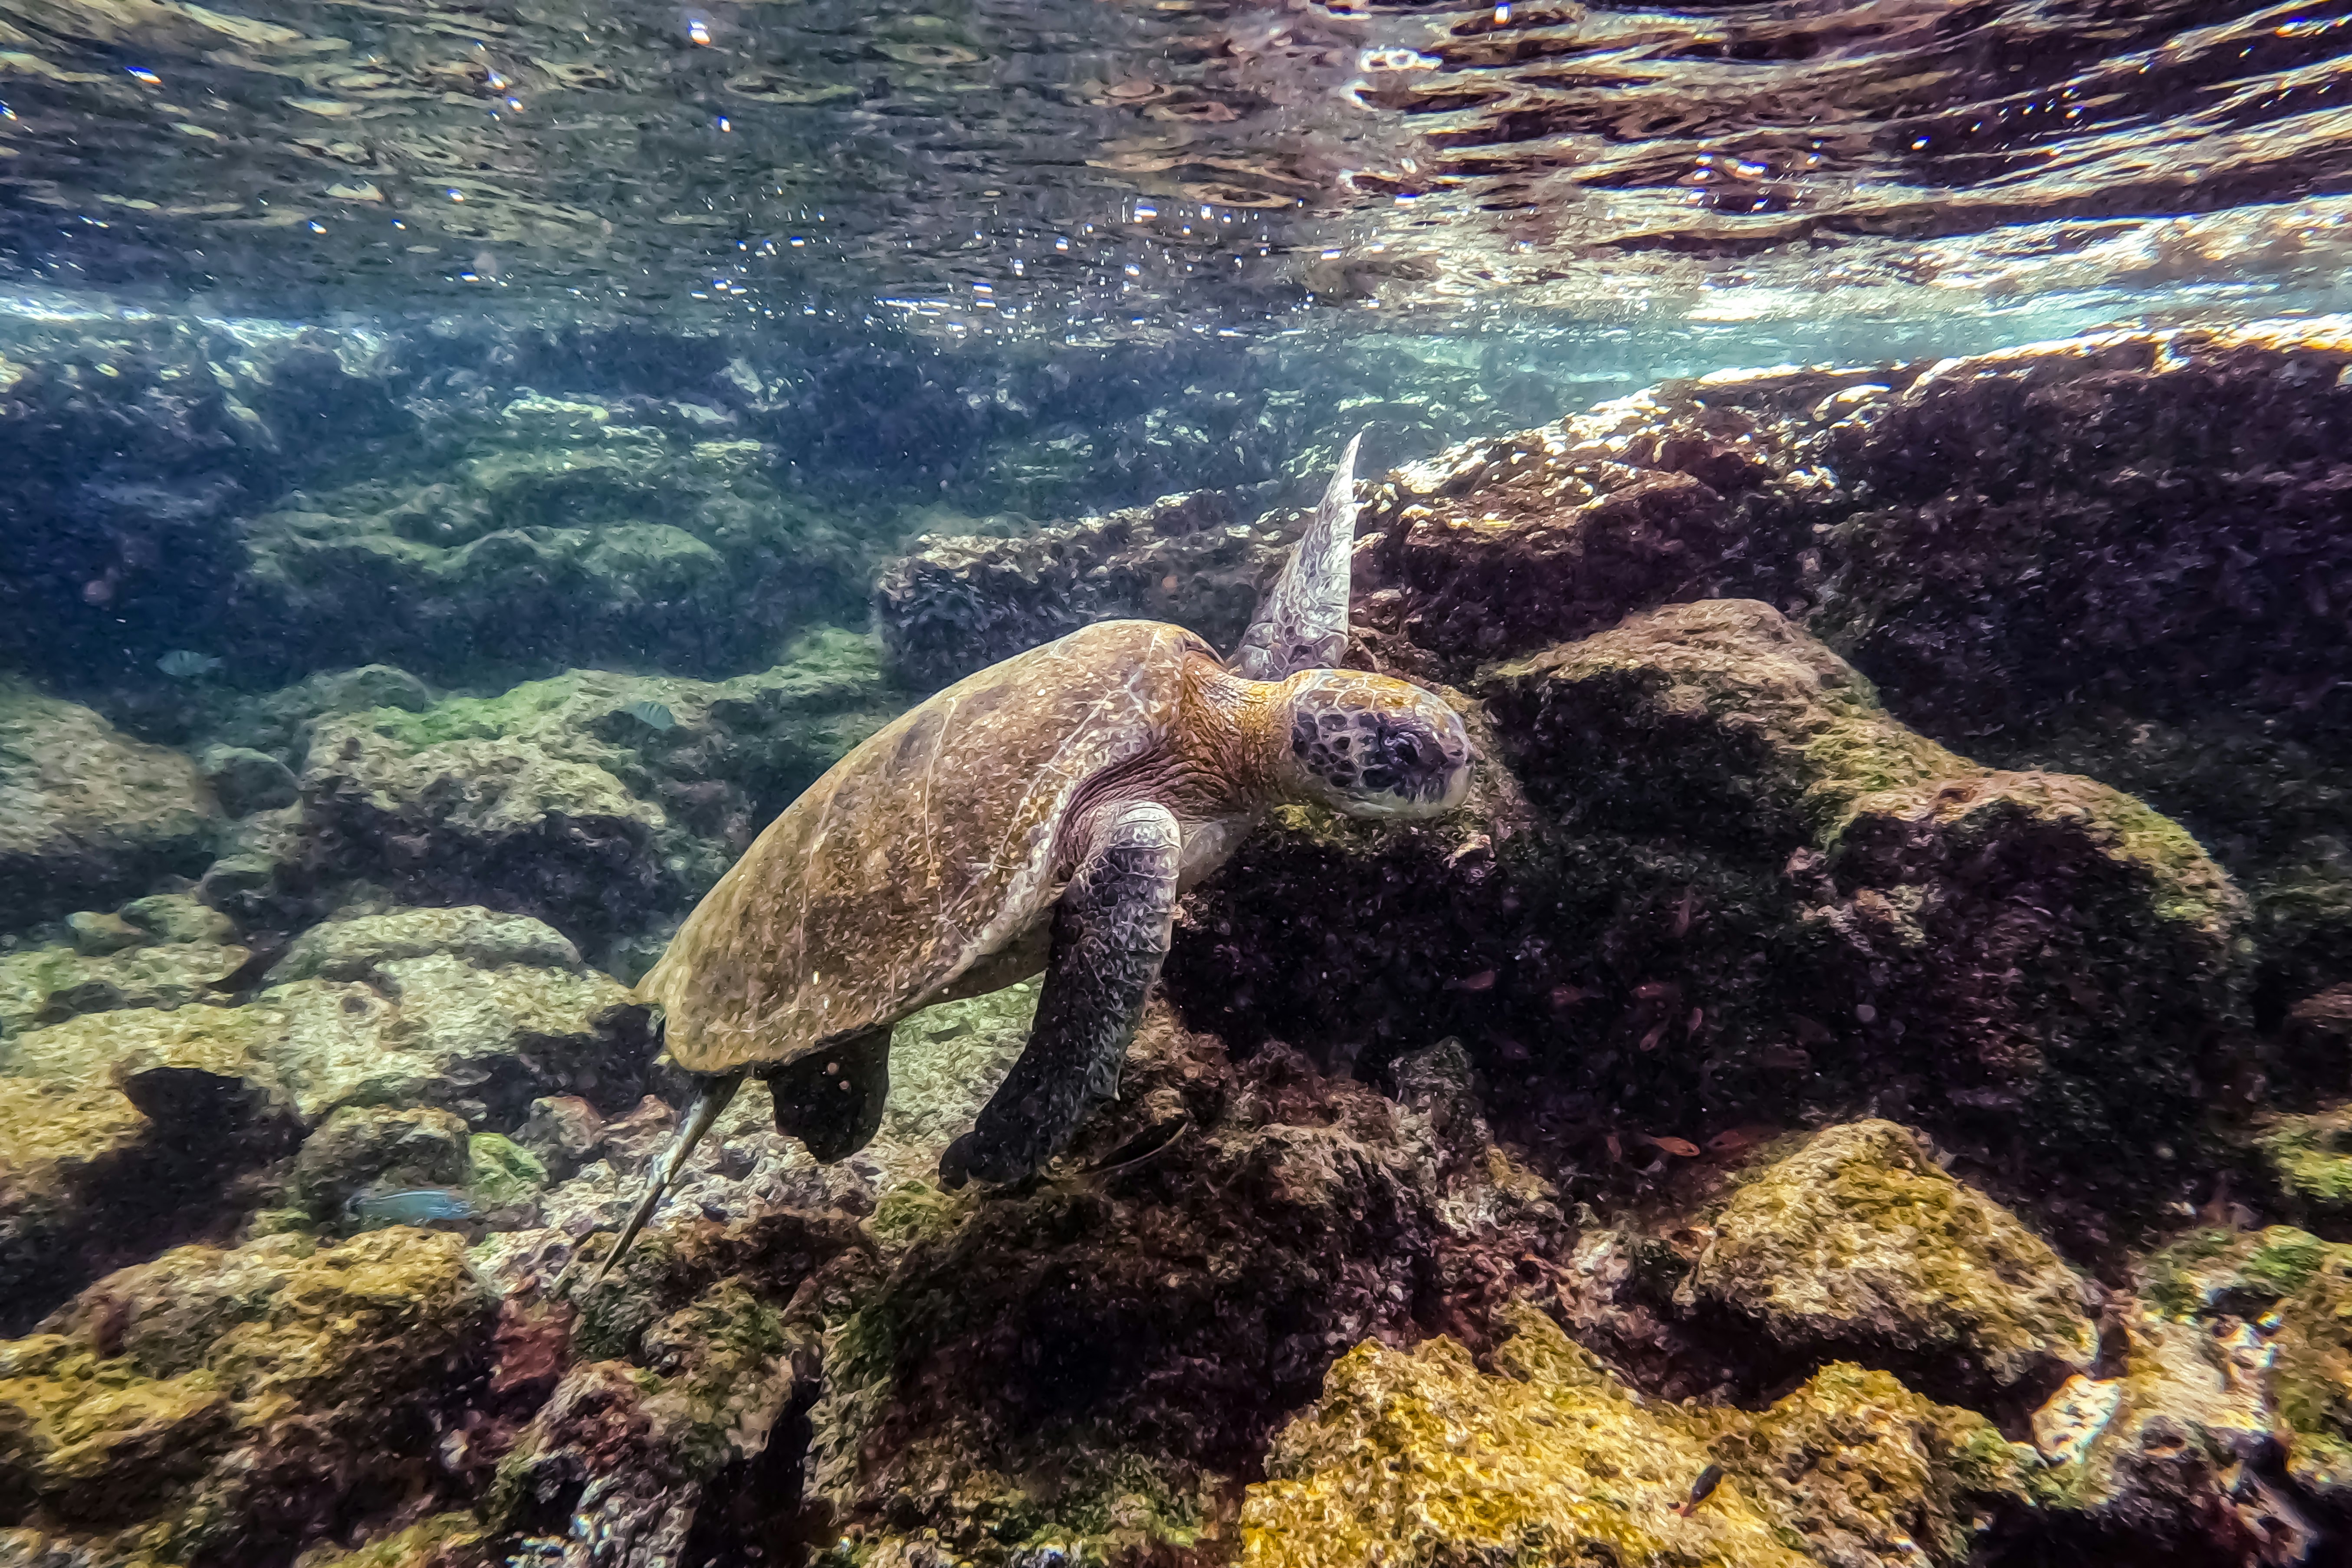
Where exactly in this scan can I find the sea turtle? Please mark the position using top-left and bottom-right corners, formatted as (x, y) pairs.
(569, 434), (1472, 1287)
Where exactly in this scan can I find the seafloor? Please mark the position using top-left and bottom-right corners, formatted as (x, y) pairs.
(1, 313), (2350, 1568)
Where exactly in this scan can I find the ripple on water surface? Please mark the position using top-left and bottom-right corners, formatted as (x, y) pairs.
(0, 0), (2347, 333)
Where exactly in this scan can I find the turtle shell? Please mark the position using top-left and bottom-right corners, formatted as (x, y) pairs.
(639, 619), (1212, 1075)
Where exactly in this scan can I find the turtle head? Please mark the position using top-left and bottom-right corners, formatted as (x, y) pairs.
(1271, 669), (1472, 820)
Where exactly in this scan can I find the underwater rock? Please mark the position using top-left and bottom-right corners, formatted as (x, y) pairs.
(0, 682), (222, 930)
(873, 487), (1285, 689)
(266, 904), (586, 984)
(796, 1006), (1568, 1562)
(2115, 1226), (2347, 1548)
(0, 329), (282, 687)
(1176, 598), (2249, 1203)
(1241, 1298), (2030, 1568)
(291, 633), (902, 950)
(1811, 320), (2352, 751)
(195, 744), (298, 818)
(515, 1096), (605, 1183)
(289, 1104), (474, 1220)
(1682, 1120), (2099, 1398)
(0, 1227), (497, 1563)
(1351, 396), (1805, 672)
(0, 1080), (191, 1335)
(1500, 599), (2250, 1184)
(0, 917), (653, 1131)
(228, 421), (869, 681)
(117, 892), (237, 947)
(0, 937), (248, 1039)
(2256, 1105), (2352, 1223)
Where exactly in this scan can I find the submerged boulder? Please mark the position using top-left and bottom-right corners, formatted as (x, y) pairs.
(1175, 599), (2248, 1203)
(0, 1227), (497, 1563)
(0, 682), (222, 929)
(874, 487), (1284, 689)
(1683, 1121), (2098, 1398)
(290, 632), (902, 950)
(1242, 1299), (2030, 1568)
(0, 905), (653, 1131)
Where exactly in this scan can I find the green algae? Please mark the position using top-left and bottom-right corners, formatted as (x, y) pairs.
(464, 1133), (547, 1206)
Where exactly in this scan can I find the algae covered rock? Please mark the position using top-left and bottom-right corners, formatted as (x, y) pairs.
(266, 904), (585, 984)
(2257, 1105), (2352, 1221)
(796, 1007), (1569, 1563)
(0, 914), (653, 1130)
(0, 682), (222, 929)
(875, 487), (1284, 689)
(289, 1105), (474, 1219)
(230, 416), (870, 679)
(0, 1080), (184, 1335)
(1242, 1299), (2028, 1567)
(0, 939), (248, 1039)
(0, 1227), (499, 1563)
(294, 632), (903, 946)
(1179, 598), (2248, 1200)
(1685, 1120), (2097, 1395)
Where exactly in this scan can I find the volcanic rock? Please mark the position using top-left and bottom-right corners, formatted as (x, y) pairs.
(1241, 1299), (2033, 1568)
(0, 682), (222, 930)
(1682, 1120), (2098, 1398)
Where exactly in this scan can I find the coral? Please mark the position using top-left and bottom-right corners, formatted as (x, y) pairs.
(1683, 1120), (2097, 1396)
(0, 683), (222, 930)
(0, 1227), (498, 1565)
(1241, 1299), (2029, 1568)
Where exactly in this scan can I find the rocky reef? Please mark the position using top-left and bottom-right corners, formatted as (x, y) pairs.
(1, 315), (2350, 1566)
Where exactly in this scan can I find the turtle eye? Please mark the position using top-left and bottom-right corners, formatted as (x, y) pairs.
(1393, 736), (1423, 769)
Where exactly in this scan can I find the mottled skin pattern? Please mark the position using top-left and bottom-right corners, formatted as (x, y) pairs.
(1231, 434), (1358, 683)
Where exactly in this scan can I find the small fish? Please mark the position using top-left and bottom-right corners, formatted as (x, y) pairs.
(623, 699), (676, 732)
(1452, 968), (1497, 992)
(347, 1186), (476, 1229)
(1706, 1124), (1778, 1155)
(1674, 1463), (1725, 1516)
(1671, 886), (1697, 938)
(1640, 1134), (1702, 1158)
(156, 650), (223, 679)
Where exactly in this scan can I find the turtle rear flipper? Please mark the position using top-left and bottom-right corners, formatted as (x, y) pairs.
(769, 1023), (892, 1162)
(1229, 429), (1363, 680)
(558, 1068), (745, 1294)
(941, 801), (1182, 1189)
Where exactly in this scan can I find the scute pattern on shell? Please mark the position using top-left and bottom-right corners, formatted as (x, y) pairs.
(640, 620), (1209, 1075)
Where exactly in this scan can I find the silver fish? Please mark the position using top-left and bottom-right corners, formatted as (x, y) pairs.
(156, 650), (223, 679)
(624, 699), (676, 731)
(347, 1186), (476, 1229)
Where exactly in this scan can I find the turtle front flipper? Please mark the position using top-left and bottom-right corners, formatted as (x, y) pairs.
(1229, 429), (1363, 680)
(767, 1022), (892, 1162)
(940, 801), (1182, 1189)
